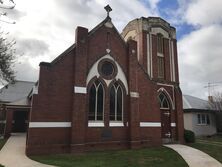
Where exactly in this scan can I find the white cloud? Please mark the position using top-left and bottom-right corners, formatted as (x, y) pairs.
(178, 25), (222, 99)
(166, 0), (222, 27)
(185, 0), (222, 27)
(1, 0), (157, 86)
(2, 0), (221, 100)
(142, 0), (160, 13)
(163, 0), (222, 99)
(13, 57), (39, 82)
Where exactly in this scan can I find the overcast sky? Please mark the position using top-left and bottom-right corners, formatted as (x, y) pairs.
(1, 0), (222, 99)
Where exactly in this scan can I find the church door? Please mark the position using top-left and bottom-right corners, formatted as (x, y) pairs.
(161, 109), (171, 138)
(158, 92), (171, 138)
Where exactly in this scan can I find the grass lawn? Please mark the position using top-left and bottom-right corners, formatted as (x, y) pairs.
(188, 135), (222, 163)
(31, 147), (188, 167)
(197, 135), (222, 143)
(0, 138), (7, 150)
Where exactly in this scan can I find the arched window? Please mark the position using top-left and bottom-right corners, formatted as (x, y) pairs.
(110, 82), (123, 121)
(157, 33), (165, 78)
(88, 80), (104, 121)
(158, 92), (170, 109)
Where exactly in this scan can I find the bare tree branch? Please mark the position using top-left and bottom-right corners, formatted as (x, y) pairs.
(210, 92), (222, 112)
(0, 30), (16, 84)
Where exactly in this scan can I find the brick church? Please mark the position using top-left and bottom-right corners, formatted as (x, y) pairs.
(1, 6), (184, 155)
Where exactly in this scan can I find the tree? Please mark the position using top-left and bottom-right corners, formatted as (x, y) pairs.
(0, 32), (15, 83)
(210, 92), (222, 132)
(211, 92), (222, 111)
(0, 0), (16, 84)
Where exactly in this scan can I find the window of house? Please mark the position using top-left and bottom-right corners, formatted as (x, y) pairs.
(197, 114), (210, 125)
(110, 82), (123, 121)
(158, 92), (169, 109)
(157, 34), (165, 79)
(88, 80), (104, 121)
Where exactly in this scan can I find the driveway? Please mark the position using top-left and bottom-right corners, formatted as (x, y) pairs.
(165, 144), (222, 167)
(0, 133), (55, 167)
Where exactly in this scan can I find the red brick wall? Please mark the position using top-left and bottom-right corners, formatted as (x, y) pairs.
(26, 128), (70, 155)
(27, 48), (75, 154)
(71, 27), (88, 148)
(87, 25), (128, 74)
(30, 50), (74, 122)
(26, 19), (184, 155)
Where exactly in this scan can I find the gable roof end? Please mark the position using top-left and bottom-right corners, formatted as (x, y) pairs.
(88, 16), (126, 46)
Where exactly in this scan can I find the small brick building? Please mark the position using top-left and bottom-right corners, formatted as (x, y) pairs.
(10, 15), (184, 155)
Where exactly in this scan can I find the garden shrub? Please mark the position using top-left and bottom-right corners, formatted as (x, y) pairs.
(184, 129), (195, 143)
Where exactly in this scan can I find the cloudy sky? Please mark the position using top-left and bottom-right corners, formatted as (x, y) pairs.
(1, 0), (222, 99)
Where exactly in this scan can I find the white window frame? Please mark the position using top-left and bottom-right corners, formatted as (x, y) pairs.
(89, 81), (105, 122)
(158, 93), (170, 109)
(110, 83), (124, 122)
(197, 114), (210, 125)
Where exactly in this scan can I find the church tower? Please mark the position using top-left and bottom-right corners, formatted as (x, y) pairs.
(122, 17), (179, 83)
(122, 17), (184, 144)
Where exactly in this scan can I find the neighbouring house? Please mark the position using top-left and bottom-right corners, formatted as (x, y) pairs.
(0, 81), (35, 137)
(0, 7), (184, 155)
(183, 94), (217, 136)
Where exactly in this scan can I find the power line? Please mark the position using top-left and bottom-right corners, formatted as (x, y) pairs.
(204, 82), (222, 96)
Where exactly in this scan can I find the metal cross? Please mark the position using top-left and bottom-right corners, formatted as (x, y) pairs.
(104, 5), (112, 17)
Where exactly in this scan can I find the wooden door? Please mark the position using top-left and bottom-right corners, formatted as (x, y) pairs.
(161, 109), (171, 138)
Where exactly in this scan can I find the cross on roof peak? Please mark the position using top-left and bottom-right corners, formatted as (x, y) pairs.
(104, 5), (112, 17)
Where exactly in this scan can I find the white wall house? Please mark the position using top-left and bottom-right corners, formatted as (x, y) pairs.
(183, 95), (217, 136)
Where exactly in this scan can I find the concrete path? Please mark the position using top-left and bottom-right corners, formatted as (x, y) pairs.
(0, 133), (55, 167)
(165, 144), (222, 167)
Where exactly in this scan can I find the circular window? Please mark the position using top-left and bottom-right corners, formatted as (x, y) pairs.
(101, 61), (114, 76)
(98, 59), (117, 80)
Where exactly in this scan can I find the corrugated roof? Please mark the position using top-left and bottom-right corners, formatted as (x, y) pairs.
(183, 95), (212, 110)
(0, 80), (35, 103)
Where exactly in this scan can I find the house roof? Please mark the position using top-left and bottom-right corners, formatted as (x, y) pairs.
(7, 97), (30, 106)
(183, 94), (212, 110)
(0, 80), (35, 103)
